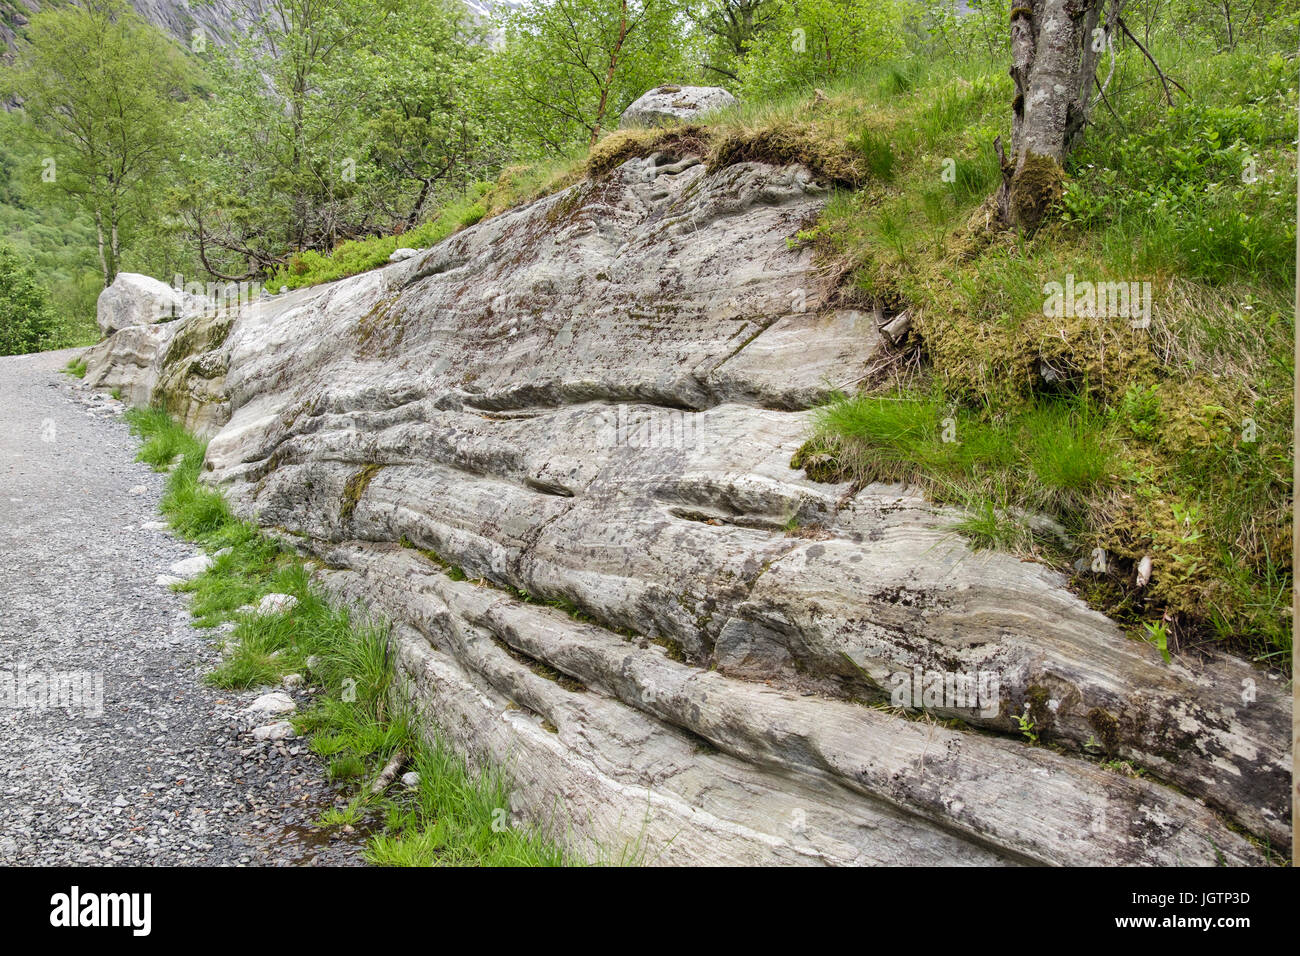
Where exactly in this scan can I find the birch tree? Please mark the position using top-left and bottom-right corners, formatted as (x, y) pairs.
(995, 0), (1124, 230)
(7, 0), (186, 286)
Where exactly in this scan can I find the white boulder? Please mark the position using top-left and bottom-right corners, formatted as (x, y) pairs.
(252, 721), (296, 741)
(97, 273), (185, 337)
(168, 555), (212, 579)
(256, 593), (299, 615)
(619, 85), (737, 128)
(245, 692), (296, 716)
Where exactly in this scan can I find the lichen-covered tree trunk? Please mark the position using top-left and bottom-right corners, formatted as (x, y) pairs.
(997, 0), (1121, 229)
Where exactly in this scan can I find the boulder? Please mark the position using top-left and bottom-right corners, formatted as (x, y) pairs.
(256, 593), (298, 615)
(167, 555), (212, 579)
(245, 692), (296, 716)
(619, 84), (737, 128)
(251, 721), (296, 741)
(96, 273), (186, 337)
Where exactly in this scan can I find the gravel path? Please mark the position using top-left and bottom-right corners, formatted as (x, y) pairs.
(0, 348), (370, 866)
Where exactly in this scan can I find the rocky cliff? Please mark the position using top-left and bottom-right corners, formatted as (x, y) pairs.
(1, 0), (247, 52)
(81, 142), (1291, 865)
(2, 0), (518, 51)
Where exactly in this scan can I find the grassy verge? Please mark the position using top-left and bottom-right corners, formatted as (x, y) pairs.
(124, 406), (577, 866)
(782, 43), (1294, 670)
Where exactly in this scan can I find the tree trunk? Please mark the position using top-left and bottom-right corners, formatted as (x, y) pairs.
(109, 217), (120, 287)
(589, 0), (630, 147)
(997, 0), (1120, 230)
(407, 178), (433, 230)
(94, 209), (109, 289)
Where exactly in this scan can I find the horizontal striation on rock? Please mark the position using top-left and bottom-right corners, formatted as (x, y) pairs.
(83, 149), (1291, 863)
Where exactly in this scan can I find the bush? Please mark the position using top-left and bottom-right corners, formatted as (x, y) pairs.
(0, 241), (56, 356)
(735, 0), (908, 100)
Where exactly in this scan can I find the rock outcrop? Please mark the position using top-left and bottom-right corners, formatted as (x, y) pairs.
(81, 141), (1291, 865)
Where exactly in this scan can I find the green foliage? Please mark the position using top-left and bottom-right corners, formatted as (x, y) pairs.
(920, 0), (1010, 66)
(1013, 707), (1039, 744)
(344, 1), (496, 228)
(1064, 51), (1297, 287)
(0, 110), (101, 347)
(1167, 0), (1300, 52)
(1142, 619), (1172, 664)
(0, 240), (56, 356)
(1118, 384), (1162, 441)
(689, 0), (777, 83)
(175, 0), (493, 279)
(5, 0), (189, 286)
(734, 0), (908, 99)
(264, 183), (493, 291)
(853, 128), (896, 181)
(489, 0), (692, 156)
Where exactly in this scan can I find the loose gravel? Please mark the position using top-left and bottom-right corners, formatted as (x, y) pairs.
(0, 348), (370, 866)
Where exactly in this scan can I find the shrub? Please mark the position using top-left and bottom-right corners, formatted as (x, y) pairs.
(735, 0), (908, 101)
(0, 241), (56, 356)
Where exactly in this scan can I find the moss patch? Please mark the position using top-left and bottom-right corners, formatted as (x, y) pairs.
(340, 463), (384, 523)
(585, 125), (712, 178)
(708, 122), (865, 187)
(1009, 151), (1065, 232)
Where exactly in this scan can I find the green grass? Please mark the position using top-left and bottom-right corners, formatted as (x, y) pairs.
(801, 390), (1116, 527)
(123, 404), (580, 866)
(63, 357), (87, 378)
(264, 182), (503, 293)
(783, 36), (1293, 669)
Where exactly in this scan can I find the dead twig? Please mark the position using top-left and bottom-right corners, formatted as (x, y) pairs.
(1117, 17), (1189, 106)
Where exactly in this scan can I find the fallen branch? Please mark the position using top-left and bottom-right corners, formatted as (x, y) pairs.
(368, 749), (407, 796)
(1118, 16), (1189, 106)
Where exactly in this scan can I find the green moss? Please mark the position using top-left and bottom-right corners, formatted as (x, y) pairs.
(585, 125), (711, 178)
(1009, 152), (1064, 232)
(351, 294), (406, 359)
(650, 636), (687, 663)
(161, 311), (234, 371)
(708, 122), (864, 187)
(1026, 685), (1054, 740)
(340, 463), (383, 523)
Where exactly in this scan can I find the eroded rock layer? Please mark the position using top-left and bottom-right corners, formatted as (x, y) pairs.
(83, 148), (1291, 864)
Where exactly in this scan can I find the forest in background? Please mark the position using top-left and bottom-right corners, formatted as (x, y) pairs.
(0, 0), (1292, 352)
